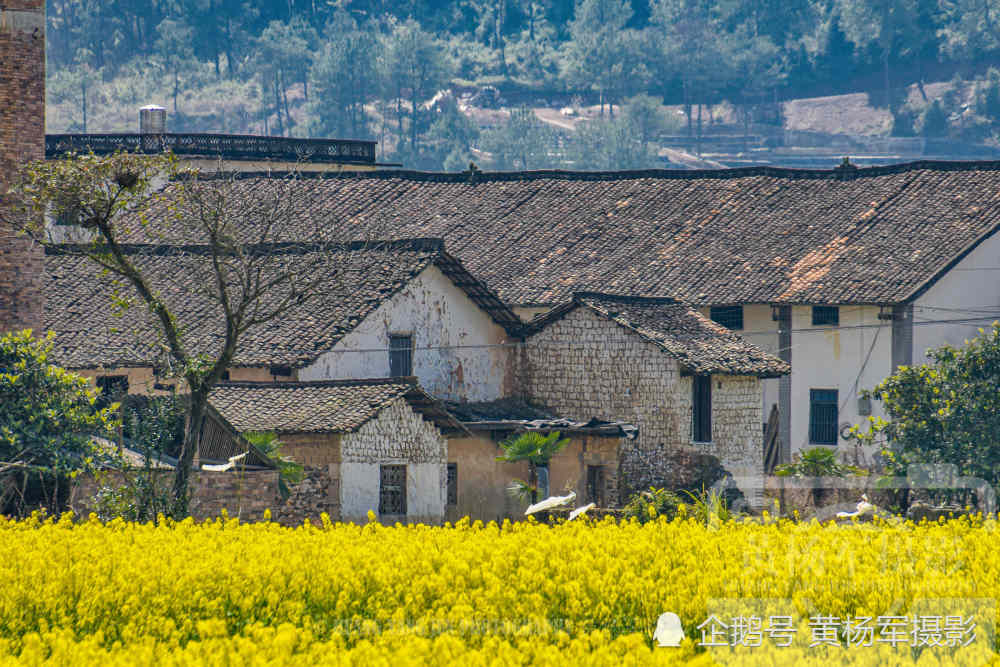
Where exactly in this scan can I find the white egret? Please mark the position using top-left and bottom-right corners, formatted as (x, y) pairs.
(525, 490), (576, 515)
(836, 493), (875, 519)
(201, 452), (248, 472)
(568, 502), (596, 521)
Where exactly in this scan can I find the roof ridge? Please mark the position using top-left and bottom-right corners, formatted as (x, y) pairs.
(45, 238), (446, 256)
(214, 377), (419, 389)
(187, 159), (1000, 183)
(574, 291), (683, 305)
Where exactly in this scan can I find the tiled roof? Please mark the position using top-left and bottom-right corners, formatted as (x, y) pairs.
(120, 162), (1000, 306)
(443, 397), (639, 438)
(44, 239), (520, 369)
(529, 292), (790, 377)
(443, 397), (556, 422)
(208, 378), (466, 434)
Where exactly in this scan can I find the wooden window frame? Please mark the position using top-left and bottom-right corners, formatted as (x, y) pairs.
(389, 334), (413, 377)
(446, 463), (458, 506)
(379, 464), (407, 515)
(692, 375), (712, 443)
(809, 389), (839, 445)
(812, 306), (840, 326)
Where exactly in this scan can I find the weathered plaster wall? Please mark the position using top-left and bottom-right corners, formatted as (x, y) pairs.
(447, 435), (529, 522)
(279, 433), (341, 467)
(523, 307), (763, 497)
(446, 433), (620, 522)
(77, 365), (288, 397)
(300, 265), (513, 402)
(339, 397), (447, 523)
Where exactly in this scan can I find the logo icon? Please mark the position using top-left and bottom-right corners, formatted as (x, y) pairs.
(654, 612), (685, 647)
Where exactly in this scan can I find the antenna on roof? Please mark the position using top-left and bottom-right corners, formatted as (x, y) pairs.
(835, 156), (858, 179)
(465, 162), (480, 184)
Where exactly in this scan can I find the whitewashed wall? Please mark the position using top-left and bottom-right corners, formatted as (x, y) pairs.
(786, 304), (891, 460)
(700, 303), (890, 462)
(299, 264), (513, 402)
(339, 398), (447, 524)
(913, 232), (1000, 364)
(699, 304), (781, 427)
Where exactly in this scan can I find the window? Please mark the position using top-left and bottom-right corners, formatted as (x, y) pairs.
(446, 463), (458, 506)
(812, 306), (839, 326)
(809, 389), (839, 445)
(379, 464), (407, 515)
(692, 375), (712, 442)
(587, 465), (605, 506)
(709, 305), (743, 330)
(95, 375), (129, 411)
(389, 334), (413, 377)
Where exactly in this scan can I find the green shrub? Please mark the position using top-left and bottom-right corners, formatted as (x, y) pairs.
(623, 487), (683, 523)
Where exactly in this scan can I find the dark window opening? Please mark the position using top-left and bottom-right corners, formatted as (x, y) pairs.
(692, 375), (712, 442)
(587, 465), (605, 506)
(709, 305), (743, 330)
(809, 389), (839, 445)
(389, 334), (413, 377)
(270, 365), (292, 378)
(379, 464), (407, 515)
(220, 370), (230, 381)
(812, 306), (840, 326)
(446, 463), (458, 506)
(95, 375), (129, 411)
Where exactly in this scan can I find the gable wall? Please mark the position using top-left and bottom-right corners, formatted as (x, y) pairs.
(299, 264), (514, 402)
(339, 397), (448, 524)
(522, 307), (763, 496)
(913, 231), (1000, 364)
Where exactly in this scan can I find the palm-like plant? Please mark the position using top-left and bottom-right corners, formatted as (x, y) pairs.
(243, 431), (304, 499)
(496, 431), (569, 503)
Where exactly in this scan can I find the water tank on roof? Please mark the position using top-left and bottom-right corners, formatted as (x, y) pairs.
(139, 105), (166, 134)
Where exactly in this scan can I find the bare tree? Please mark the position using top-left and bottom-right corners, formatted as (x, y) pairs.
(6, 152), (379, 515)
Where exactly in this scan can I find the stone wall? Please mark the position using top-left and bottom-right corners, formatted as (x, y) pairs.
(0, 1), (45, 334)
(280, 465), (340, 525)
(69, 469), (281, 521)
(342, 397), (447, 464)
(524, 307), (764, 498)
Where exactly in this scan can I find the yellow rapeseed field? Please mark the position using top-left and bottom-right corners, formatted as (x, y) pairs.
(0, 511), (998, 665)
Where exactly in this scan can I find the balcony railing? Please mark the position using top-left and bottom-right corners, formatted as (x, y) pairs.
(45, 133), (377, 164)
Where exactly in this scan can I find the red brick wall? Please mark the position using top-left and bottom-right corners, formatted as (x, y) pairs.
(0, 2), (45, 334)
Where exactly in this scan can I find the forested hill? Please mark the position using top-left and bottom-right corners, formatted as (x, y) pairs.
(45, 0), (1000, 170)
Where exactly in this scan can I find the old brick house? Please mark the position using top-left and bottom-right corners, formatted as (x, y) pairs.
(208, 379), (463, 523)
(117, 166), (1000, 466)
(521, 293), (788, 496)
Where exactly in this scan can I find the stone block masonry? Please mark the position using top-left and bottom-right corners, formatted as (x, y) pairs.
(0, 1), (45, 334)
(524, 307), (764, 498)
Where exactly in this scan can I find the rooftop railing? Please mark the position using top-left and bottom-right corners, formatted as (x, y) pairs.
(45, 133), (377, 164)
